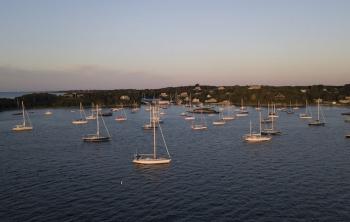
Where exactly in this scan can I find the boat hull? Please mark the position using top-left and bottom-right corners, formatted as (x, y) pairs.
(133, 158), (171, 165)
(12, 126), (33, 131)
(213, 121), (226, 125)
(72, 120), (88, 125)
(82, 136), (110, 142)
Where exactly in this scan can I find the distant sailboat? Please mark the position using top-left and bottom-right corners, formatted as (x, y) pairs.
(286, 100), (294, 114)
(143, 103), (159, 130)
(12, 101), (33, 131)
(184, 93), (195, 120)
(115, 105), (127, 121)
(133, 104), (171, 164)
(261, 112), (281, 135)
(236, 98), (249, 117)
(72, 102), (88, 125)
(44, 110), (53, 115)
(268, 103), (279, 118)
(243, 112), (271, 142)
(299, 100), (312, 119)
(293, 100), (299, 110)
(308, 99), (326, 126)
(255, 100), (262, 111)
(213, 106), (226, 126)
(192, 110), (208, 130)
(222, 103), (235, 120)
(82, 104), (111, 142)
(86, 103), (97, 120)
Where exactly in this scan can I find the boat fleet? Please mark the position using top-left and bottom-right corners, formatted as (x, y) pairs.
(10, 98), (350, 164)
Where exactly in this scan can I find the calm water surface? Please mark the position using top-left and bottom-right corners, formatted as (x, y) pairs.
(1, 106), (350, 221)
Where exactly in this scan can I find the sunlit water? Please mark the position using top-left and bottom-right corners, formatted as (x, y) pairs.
(1, 106), (350, 221)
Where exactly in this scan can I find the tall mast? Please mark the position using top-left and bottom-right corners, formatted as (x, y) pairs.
(22, 101), (25, 126)
(153, 105), (156, 159)
(259, 112), (262, 134)
(249, 120), (252, 136)
(317, 99), (320, 121)
(96, 104), (100, 136)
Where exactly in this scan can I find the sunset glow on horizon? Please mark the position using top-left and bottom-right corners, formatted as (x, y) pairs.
(1, 0), (349, 91)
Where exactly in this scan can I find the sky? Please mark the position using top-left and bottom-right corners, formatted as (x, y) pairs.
(0, 0), (349, 91)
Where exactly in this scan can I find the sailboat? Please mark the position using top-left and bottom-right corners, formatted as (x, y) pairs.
(243, 112), (271, 142)
(286, 100), (294, 114)
(261, 112), (281, 135)
(12, 101), (33, 131)
(255, 100), (262, 111)
(191, 110), (208, 130)
(133, 104), (171, 164)
(268, 103), (279, 118)
(72, 102), (88, 124)
(184, 94), (195, 120)
(236, 98), (249, 117)
(44, 110), (53, 115)
(131, 102), (140, 113)
(293, 100), (300, 110)
(82, 104), (111, 142)
(308, 99), (326, 126)
(115, 105), (127, 121)
(222, 103), (235, 120)
(86, 103), (97, 120)
(261, 103), (272, 123)
(143, 103), (159, 130)
(299, 100), (312, 119)
(213, 106), (226, 125)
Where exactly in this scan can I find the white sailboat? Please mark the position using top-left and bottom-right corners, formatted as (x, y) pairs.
(268, 103), (279, 118)
(143, 103), (159, 130)
(191, 110), (208, 130)
(222, 103), (235, 120)
(243, 112), (271, 142)
(286, 100), (294, 114)
(213, 106), (226, 125)
(293, 100), (300, 110)
(86, 103), (97, 120)
(236, 98), (249, 117)
(72, 102), (88, 124)
(299, 100), (312, 119)
(184, 93), (195, 120)
(115, 105), (127, 121)
(12, 101), (33, 131)
(261, 112), (281, 135)
(255, 101), (262, 111)
(82, 104), (111, 142)
(308, 99), (326, 126)
(133, 104), (171, 164)
(44, 110), (53, 115)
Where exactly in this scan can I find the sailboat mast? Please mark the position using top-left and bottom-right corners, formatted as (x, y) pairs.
(259, 112), (262, 134)
(153, 105), (156, 159)
(96, 105), (100, 136)
(317, 99), (320, 120)
(22, 101), (25, 126)
(249, 120), (252, 136)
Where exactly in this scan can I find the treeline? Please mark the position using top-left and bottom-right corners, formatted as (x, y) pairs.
(1, 84), (350, 111)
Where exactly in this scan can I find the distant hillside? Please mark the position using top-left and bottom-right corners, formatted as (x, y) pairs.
(1, 84), (350, 111)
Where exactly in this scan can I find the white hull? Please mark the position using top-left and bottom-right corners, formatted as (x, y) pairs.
(72, 120), (88, 125)
(12, 126), (33, 131)
(184, 116), (195, 120)
(115, 117), (127, 121)
(133, 157), (171, 165)
(244, 134), (271, 142)
(299, 115), (312, 119)
(213, 120), (226, 125)
(191, 125), (208, 130)
(222, 116), (235, 120)
(86, 116), (96, 120)
(44, 112), (52, 115)
(236, 113), (248, 117)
